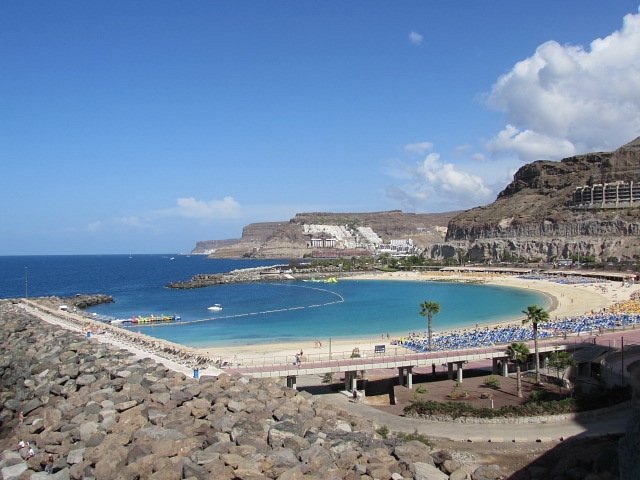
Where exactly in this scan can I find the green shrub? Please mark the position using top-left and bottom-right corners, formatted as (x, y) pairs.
(375, 425), (389, 439)
(403, 385), (631, 419)
(447, 381), (468, 399)
(484, 375), (501, 389)
(415, 385), (427, 394)
(398, 430), (433, 447)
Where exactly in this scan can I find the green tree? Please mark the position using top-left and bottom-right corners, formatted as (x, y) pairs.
(548, 349), (575, 392)
(507, 342), (530, 398)
(419, 301), (441, 351)
(522, 304), (550, 384)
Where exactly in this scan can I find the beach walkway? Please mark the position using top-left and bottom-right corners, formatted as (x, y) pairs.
(325, 389), (632, 443)
(224, 341), (574, 389)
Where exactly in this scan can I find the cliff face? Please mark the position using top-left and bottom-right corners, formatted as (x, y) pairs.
(192, 211), (457, 258)
(435, 137), (640, 262)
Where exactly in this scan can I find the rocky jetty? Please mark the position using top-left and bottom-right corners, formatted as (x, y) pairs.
(0, 301), (500, 480)
(167, 270), (283, 289)
(6, 295), (113, 311)
(168, 266), (348, 289)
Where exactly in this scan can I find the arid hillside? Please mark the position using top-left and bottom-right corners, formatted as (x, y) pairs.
(192, 211), (458, 258)
(434, 137), (640, 263)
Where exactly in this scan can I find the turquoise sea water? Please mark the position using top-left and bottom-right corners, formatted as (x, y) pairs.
(0, 255), (549, 348)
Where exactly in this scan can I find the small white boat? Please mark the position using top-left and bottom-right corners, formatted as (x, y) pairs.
(207, 304), (223, 312)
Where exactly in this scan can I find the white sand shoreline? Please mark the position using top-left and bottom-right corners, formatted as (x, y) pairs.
(196, 271), (640, 362)
(17, 271), (640, 375)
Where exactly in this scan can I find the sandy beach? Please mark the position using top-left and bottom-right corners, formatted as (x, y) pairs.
(195, 270), (640, 365)
(18, 270), (640, 375)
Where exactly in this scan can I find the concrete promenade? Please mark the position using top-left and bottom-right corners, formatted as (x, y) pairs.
(325, 390), (632, 443)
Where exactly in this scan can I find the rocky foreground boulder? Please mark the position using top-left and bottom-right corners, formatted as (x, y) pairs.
(0, 302), (498, 480)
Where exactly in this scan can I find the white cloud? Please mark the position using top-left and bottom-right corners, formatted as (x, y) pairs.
(86, 221), (103, 233)
(409, 31), (424, 46)
(385, 147), (493, 211)
(174, 196), (241, 220)
(487, 124), (577, 160)
(115, 216), (147, 228)
(453, 144), (472, 157)
(404, 141), (433, 155)
(418, 153), (491, 197)
(84, 196), (242, 237)
(487, 8), (640, 161)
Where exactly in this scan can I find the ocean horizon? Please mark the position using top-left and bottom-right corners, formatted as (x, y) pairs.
(0, 254), (549, 348)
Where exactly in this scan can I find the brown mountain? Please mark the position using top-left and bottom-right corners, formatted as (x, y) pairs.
(435, 137), (640, 263)
(192, 210), (458, 258)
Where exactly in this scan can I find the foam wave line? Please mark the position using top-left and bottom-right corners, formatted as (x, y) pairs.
(124, 283), (345, 329)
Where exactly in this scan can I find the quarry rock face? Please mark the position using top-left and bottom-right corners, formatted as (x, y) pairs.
(435, 137), (640, 262)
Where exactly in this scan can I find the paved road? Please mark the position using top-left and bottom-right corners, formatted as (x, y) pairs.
(322, 389), (633, 443)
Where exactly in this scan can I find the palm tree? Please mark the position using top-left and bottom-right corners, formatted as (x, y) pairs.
(522, 304), (549, 384)
(419, 301), (440, 351)
(507, 342), (530, 398)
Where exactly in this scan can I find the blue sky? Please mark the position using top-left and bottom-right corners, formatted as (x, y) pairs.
(2, 1), (639, 255)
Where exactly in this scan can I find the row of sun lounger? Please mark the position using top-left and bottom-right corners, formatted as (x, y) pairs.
(396, 312), (640, 353)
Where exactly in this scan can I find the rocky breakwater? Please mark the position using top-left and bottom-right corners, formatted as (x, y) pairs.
(0, 301), (501, 480)
(167, 267), (293, 289)
(168, 266), (347, 289)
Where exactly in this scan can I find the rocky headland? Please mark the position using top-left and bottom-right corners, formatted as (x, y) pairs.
(438, 136), (640, 263)
(192, 211), (456, 260)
